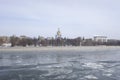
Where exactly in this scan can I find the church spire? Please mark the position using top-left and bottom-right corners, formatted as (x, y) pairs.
(56, 28), (62, 39)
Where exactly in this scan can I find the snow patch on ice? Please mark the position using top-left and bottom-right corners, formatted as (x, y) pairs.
(82, 62), (104, 69)
(84, 75), (98, 79)
(102, 69), (114, 77)
(103, 73), (112, 77)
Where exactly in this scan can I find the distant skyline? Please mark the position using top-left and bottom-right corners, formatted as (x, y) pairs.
(0, 0), (120, 39)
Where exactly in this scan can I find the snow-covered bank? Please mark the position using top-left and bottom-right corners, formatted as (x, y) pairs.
(0, 46), (120, 52)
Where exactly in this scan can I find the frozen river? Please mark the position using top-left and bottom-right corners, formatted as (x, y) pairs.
(0, 48), (120, 80)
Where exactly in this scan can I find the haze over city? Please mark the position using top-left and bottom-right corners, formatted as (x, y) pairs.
(0, 0), (120, 39)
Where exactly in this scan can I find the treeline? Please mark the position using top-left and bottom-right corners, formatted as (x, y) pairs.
(9, 36), (83, 47)
(1, 36), (120, 47)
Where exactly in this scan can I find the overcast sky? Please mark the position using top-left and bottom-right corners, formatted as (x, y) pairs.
(0, 0), (120, 39)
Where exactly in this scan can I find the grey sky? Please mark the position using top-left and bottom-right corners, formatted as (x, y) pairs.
(0, 0), (120, 39)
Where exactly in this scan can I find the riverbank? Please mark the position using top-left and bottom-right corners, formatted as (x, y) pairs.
(0, 46), (120, 52)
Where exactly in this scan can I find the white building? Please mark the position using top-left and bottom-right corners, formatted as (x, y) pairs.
(2, 43), (11, 47)
(94, 36), (107, 42)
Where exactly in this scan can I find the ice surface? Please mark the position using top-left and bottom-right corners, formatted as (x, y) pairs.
(0, 47), (120, 80)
